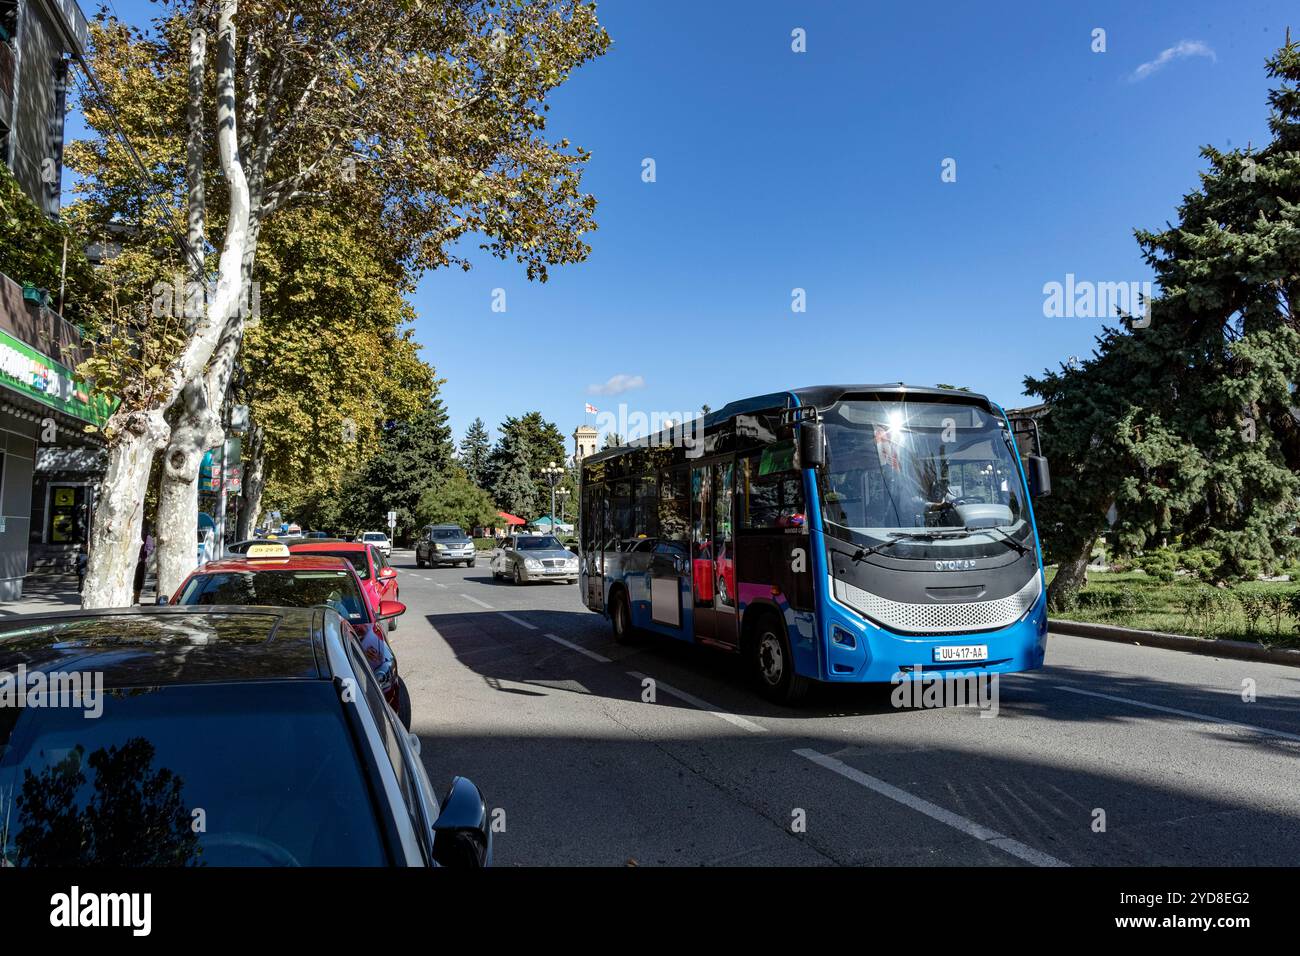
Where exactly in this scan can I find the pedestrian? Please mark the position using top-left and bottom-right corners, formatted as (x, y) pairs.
(75, 544), (88, 594)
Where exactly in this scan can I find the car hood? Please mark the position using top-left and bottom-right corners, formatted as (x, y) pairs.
(516, 549), (575, 560)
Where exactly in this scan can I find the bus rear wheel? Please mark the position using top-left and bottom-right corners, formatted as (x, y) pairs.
(750, 616), (810, 704)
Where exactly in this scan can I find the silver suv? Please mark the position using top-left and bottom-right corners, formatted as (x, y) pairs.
(416, 525), (476, 568)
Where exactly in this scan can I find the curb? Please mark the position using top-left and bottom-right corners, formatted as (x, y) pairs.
(1049, 618), (1300, 668)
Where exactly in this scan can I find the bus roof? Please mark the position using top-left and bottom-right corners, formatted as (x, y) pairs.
(584, 383), (995, 465)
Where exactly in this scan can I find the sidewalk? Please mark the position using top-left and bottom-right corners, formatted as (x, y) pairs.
(0, 571), (160, 617)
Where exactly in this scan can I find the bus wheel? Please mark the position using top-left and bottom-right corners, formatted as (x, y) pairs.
(610, 589), (637, 644)
(751, 617), (810, 704)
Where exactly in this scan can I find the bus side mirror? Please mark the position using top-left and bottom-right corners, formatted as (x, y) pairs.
(1026, 455), (1051, 498)
(799, 422), (825, 468)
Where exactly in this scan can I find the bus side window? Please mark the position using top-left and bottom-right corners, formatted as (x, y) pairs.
(741, 454), (806, 530)
(635, 475), (660, 540)
(658, 469), (688, 548)
(611, 480), (633, 551)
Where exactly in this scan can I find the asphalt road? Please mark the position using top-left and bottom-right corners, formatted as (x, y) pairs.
(386, 550), (1300, 867)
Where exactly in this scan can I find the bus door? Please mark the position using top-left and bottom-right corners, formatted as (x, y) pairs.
(711, 461), (738, 648)
(582, 484), (605, 609)
(690, 464), (715, 643)
(649, 468), (688, 629)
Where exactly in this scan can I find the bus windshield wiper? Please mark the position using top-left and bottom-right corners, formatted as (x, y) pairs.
(966, 525), (1030, 555)
(931, 525), (1031, 555)
(849, 531), (960, 562)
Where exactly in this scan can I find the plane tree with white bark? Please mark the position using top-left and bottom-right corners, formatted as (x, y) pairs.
(70, 0), (610, 606)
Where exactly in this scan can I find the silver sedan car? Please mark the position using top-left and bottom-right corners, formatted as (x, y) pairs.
(490, 535), (579, 584)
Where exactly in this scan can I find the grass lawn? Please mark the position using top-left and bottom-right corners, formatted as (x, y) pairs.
(1045, 568), (1300, 648)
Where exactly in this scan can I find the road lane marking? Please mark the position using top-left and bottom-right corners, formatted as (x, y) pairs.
(626, 671), (767, 734)
(543, 632), (611, 663)
(1053, 684), (1300, 743)
(459, 594), (494, 609)
(499, 612), (538, 630)
(434, 582), (447, 588)
(794, 748), (1069, 867)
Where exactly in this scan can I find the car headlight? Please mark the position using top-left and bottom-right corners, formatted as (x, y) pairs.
(434, 543), (446, 551)
(524, 558), (542, 569)
(566, 558), (579, 568)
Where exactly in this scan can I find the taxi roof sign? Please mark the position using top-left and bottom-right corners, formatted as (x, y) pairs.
(245, 543), (291, 559)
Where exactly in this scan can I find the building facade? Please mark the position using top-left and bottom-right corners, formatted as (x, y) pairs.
(2, 0), (87, 217)
(0, 0), (101, 598)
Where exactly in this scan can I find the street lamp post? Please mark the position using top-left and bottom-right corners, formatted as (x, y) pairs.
(556, 486), (570, 530)
(542, 461), (564, 535)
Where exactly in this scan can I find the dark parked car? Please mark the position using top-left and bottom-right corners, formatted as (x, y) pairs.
(416, 524), (476, 568)
(0, 606), (490, 867)
(166, 548), (407, 720)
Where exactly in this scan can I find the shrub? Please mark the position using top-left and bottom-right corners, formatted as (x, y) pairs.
(1182, 587), (1235, 637)
(1264, 592), (1292, 636)
(1134, 549), (1177, 582)
(1178, 548), (1224, 579)
(1236, 593), (1269, 636)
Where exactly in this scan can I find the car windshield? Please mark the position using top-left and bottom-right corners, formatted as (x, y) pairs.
(819, 398), (1033, 558)
(176, 569), (370, 623)
(292, 550), (369, 580)
(0, 681), (387, 866)
(363, 534), (387, 542)
(432, 529), (465, 540)
(518, 536), (564, 550)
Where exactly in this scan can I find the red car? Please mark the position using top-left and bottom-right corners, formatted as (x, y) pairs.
(167, 546), (407, 715)
(289, 541), (401, 631)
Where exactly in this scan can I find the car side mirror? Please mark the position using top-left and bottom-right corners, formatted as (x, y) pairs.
(1026, 455), (1051, 498)
(799, 421), (825, 468)
(379, 567), (397, 580)
(377, 599), (406, 620)
(432, 776), (491, 868)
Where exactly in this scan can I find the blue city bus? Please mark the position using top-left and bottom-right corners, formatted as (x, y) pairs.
(578, 385), (1052, 703)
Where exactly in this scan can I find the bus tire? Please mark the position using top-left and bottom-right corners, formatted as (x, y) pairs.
(609, 587), (637, 644)
(748, 610), (810, 705)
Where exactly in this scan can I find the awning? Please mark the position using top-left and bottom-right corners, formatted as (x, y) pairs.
(498, 511), (526, 525)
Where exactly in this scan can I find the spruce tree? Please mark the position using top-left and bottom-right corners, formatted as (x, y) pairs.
(459, 418), (492, 488)
(1027, 35), (1300, 607)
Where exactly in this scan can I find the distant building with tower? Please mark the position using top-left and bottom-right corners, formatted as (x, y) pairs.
(572, 425), (598, 463)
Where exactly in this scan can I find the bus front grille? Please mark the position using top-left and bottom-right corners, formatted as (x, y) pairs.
(833, 574), (1042, 635)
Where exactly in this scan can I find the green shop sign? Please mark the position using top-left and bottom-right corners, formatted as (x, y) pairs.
(0, 329), (115, 426)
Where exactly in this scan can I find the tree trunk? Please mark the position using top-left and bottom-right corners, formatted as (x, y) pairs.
(1047, 537), (1094, 612)
(237, 425), (265, 539)
(155, 379), (223, 597)
(82, 411), (171, 608)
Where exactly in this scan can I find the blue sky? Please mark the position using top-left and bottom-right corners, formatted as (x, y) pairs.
(82, 1), (1295, 449)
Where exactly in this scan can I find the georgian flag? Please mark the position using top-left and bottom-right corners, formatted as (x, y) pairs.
(585, 403), (598, 414)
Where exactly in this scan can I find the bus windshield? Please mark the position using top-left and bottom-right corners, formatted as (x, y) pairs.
(818, 398), (1033, 558)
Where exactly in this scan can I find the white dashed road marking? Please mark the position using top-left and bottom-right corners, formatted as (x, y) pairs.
(1054, 684), (1300, 744)
(626, 671), (767, 734)
(543, 632), (611, 663)
(795, 748), (1069, 867)
(499, 612), (538, 631)
(459, 594), (494, 610)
